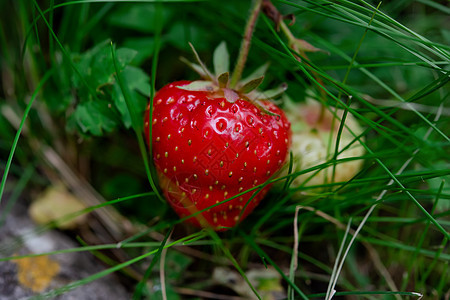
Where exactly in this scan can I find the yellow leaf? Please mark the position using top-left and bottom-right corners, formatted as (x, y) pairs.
(29, 184), (87, 229)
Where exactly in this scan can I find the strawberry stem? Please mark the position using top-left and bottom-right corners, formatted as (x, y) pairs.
(230, 0), (263, 88)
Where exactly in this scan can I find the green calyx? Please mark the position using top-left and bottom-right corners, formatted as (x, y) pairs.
(178, 42), (287, 105)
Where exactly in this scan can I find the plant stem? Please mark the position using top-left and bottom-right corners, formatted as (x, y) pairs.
(230, 0), (263, 88)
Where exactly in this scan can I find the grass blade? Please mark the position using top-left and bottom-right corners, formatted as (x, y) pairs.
(0, 71), (52, 207)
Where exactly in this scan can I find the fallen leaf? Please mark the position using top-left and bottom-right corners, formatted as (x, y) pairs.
(29, 184), (87, 229)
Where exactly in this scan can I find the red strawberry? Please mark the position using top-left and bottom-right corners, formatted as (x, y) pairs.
(144, 80), (291, 230)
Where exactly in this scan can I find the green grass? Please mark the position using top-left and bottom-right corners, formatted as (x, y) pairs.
(0, 0), (449, 299)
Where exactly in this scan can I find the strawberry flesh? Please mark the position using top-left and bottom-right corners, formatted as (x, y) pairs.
(145, 81), (291, 230)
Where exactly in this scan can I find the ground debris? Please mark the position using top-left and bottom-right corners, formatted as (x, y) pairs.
(0, 201), (130, 300)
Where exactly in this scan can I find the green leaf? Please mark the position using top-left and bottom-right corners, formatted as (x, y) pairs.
(71, 41), (107, 88)
(73, 43), (137, 89)
(241, 62), (270, 85)
(167, 22), (209, 52)
(213, 41), (229, 76)
(68, 43), (144, 135)
(107, 4), (171, 33)
(177, 80), (215, 92)
(239, 76), (264, 94)
(43, 86), (74, 113)
(217, 72), (229, 88)
(114, 48), (138, 69)
(123, 37), (155, 65)
(112, 66), (150, 129)
(70, 100), (120, 136)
